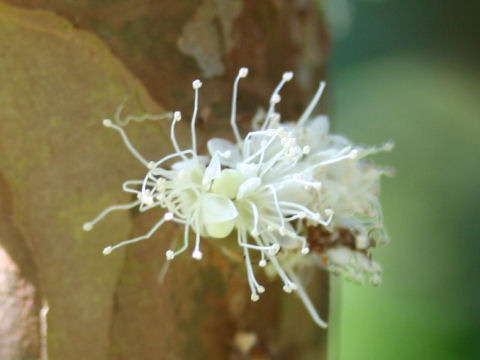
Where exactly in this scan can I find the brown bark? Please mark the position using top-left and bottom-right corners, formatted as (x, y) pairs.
(0, 1), (330, 359)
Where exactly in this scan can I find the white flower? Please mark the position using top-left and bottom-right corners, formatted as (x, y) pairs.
(83, 68), (392, 328)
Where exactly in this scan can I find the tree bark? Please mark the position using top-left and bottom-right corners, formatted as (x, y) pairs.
(0, 1), (330, 359)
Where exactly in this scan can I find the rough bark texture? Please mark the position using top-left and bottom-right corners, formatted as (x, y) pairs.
(0, 1), (330, 359)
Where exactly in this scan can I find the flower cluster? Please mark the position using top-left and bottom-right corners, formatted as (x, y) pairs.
(83, 68), (392, 328)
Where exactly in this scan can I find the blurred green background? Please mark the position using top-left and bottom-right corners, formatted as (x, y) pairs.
(325, 0), (480, 359)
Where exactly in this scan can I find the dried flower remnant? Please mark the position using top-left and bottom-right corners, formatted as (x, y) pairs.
(83, 68), (392, 328)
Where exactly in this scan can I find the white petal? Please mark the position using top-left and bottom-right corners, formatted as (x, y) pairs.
(211, 169), (245, 199)
(171, 156), (208, 170)
(308, 115), (330, 134)
(236, 162), (258, 178)
(201, 193), (238, 224)
(202, 154), (221, 188)
(206, 220), (236, 238)
(207, 138), (240, 166)
(236, 177), (261, 199)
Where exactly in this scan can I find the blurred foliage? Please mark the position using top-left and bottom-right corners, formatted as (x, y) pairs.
(328, 0), (480, 359)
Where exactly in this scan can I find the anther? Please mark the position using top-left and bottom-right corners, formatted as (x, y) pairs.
(102, 119), (112, 127)
(251, 293), (259, 302)
(257, 285), (265, 294)
(192, 250), (203, 260)
(301, 247), (310, 255)
(164, 212), (174, 221)
(259, 259), (267, 267)
(82, 222), (93, 232)
(173, 111), (181, 121)
(192, 79), (203, 89)
(382, 140), (394, 151)
(166, 250), (175, 260)
(283, 284), (292, 293)
(349, 149), (359, 159)
(147, 161), (156, 170)
(271, 94), (281, 104)
(103, 246), (113, 255)
(324, 208), (334, 217)
(282, 72), (294, 81)
(239, 67), (249, 78)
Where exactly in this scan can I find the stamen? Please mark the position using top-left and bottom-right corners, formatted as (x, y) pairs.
(113, 101), (174, 127)
(103, 119), (150, 167)
(102, 216), (166, 255)
(297, 81), (326, 127)
(288, 270), (327, 328)
(122, 180), (144, 194)
(231, 67), (249, 144)
(242, 236), (264, 301)
(259, 251), (267, 267)
(191, 80), (202, 153)
(166, 224), (191, 260)
(170, 111), (188, 161)
(262, 72), (294, 130)
(192, 232), (203, 260)
(83, 199), (141, 231)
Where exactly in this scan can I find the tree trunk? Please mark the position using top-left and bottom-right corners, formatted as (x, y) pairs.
(0, 1), (330, 359)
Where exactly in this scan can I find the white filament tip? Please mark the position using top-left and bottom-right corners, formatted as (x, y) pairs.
(349, 149), (359, 159)
(271, 94), (281, 104)
(282, 72), (294, 81)
(103, 246), (112, 255)
(147, 161), (155, 170)
(166, 250), (175, 260)
(239, 67), (249, 77)
(259, 259), (267, 267)
(192, 79), (203, 89)
(324, 208), (334, 217)
(173, 111), (181, 121)
(192, 250), (203, 260)
(102, 119), (112, 127)
(223, 150), (232, 159)
(82, 222), (93, 232)
(257, 285), (265, 294)
(251, 293), (259, 302)
(250, 230), (259, 237)
(302, 145), (311, 155)
(290, 283), (298, 291)
(164, 212), (174, 221)
(301, 247), (310, 255)
(383, 140), (395, 151)
(283, 284), (292, 293)
(372, 274), (382, 286)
